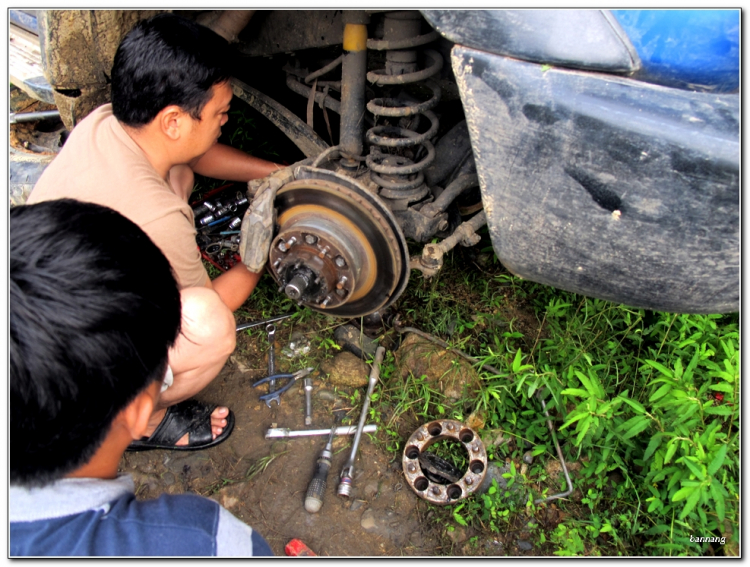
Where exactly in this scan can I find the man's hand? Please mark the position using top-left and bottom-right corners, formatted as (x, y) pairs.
(239, 156), (317, 273)
(239, 175), (283, 274)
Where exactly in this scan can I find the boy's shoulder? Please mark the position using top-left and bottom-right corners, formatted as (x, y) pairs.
(11, 475), (221, 556)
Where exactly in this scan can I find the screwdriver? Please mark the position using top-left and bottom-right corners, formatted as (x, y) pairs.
(304, 422), (337, 513)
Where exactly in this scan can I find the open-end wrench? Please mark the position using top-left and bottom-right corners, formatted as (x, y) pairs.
(266, 324), (277, 397)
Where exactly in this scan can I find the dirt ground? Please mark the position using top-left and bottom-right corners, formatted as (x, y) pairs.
(119, 330), (446, 557)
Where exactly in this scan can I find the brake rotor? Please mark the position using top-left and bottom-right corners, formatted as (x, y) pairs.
(269, 169), (409, 317)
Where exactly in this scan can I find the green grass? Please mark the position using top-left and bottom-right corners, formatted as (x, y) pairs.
(371, 243), (739, 557)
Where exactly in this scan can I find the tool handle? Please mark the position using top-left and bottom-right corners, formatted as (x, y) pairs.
(304, 456), (331, 513)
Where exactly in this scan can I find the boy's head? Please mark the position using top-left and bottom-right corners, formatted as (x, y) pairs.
(111, 13), (233, 127)
(10, 199), (181, 487)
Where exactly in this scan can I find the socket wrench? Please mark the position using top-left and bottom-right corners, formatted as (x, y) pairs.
(337, 346), (385, 499)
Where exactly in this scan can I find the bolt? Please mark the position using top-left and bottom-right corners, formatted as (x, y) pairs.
(273, 259), (281, 269)
(446, 423), (454, 431)
(472, 444), (479, 453)
(320, 296), (332, 307)
(305, 234), (318, 245)
(278, 240), (288, 252)
(407, 464), (416, 473)
(465, 477), (473, 486)
(336, 276), (348, 289)
(286, 237), (297, 248)
(431, 486), (440, 495)
(416, 433), (424, 441)
(335, 256), (347, 268)
(318, 245), (330, 259)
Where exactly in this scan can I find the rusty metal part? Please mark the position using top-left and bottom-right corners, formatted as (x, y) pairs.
(269, 167), (408, 317)
(305, 54), (343, 83)
(235, 10), (343, 58)
(410, 211), (487, 277)
(402, 420), (488, 504)
(364, 12), (443, 206)
(421, 173), (478, 218)
(286, 75), (341, 115)
(231, 78), (329, 158)
(204, 10), (255, 43)
(393, 315), (503, 377)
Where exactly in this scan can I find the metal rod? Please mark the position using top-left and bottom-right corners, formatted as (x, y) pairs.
(265, 424), (377, 439)
(235, 313), (293, 332)
(10, 110), (61, 124)
(305, 54), (343, 83)
(337, 346), (385, 498)
(534, 395), (574, 505)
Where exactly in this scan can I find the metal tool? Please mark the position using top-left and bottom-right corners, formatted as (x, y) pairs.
(235, 313), (294, 332)
(265, 425), (377, 439)
(253, 367), (314, 407)
(304, 422), (337, 513)
(402, 419), (487, 504)
(303, 377), (313, 425)
(266, 324), (277, 396)
(337, 346), (385, 498)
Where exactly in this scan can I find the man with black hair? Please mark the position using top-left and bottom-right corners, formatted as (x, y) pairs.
(10, 199), (273, 556)
(28, 13), (285, 450)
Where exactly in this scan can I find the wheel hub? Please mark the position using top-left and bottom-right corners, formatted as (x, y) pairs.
(269, 168), (409, 317)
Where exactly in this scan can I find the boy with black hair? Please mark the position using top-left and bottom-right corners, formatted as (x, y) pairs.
(28, 13), (285, 450)
(10, 199), (272, 556)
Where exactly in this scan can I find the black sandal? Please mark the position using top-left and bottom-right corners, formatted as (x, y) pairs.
(127, 399), (235, 452)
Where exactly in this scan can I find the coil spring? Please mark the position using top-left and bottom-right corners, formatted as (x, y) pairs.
(365, 12), (443, 203)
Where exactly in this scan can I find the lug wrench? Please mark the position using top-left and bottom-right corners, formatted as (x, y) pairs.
(337, 346), (385, 499)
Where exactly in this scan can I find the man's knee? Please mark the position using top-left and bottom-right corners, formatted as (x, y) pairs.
(179, 287), (236, 356)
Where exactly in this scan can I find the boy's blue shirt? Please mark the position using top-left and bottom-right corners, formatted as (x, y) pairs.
(10, 474), (272, 557)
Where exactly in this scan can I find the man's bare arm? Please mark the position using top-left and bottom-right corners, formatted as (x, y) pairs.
(190, 143), (282, 182)
(205, 262), (262, 312)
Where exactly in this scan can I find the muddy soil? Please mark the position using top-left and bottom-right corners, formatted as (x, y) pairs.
(119, 330), (445, 557)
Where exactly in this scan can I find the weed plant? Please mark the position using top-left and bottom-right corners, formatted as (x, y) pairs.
(376, 244), (739, 556)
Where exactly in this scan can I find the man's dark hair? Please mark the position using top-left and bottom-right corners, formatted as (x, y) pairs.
(10, 199), (182, 487)
(111, 13), (233, 126)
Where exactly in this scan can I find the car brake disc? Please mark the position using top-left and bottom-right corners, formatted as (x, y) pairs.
(269, 167), (409, 317)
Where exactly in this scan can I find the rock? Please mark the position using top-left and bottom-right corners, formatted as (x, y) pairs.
(349, 499), (366, 512)
(466, 410), (486, 431)
(394, 333), (481, 400)
(409, 531), (424, 547)
(316, 389), (339, 402)
(518, 540), (533, 551)
(360, 509), (377, 531)
(446, 525), (472, 544)
(364, 481), (379, 499)
(321, 352), (370, 388)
